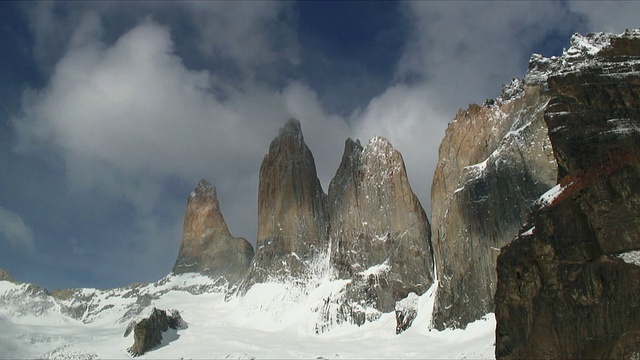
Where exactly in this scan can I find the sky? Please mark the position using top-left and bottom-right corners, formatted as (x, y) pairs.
(0, 1), (637, 290)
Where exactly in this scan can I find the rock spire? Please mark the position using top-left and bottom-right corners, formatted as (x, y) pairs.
(172, 179), (254, 284)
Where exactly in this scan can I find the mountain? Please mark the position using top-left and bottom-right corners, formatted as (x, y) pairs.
(495, 29), (640, 359)
(328, 137), (434, 314)
(430, 68), (557, 329)
(172, 179), (254, 284)
(237, 118), (330, 293)
(2, 29), (640, 359)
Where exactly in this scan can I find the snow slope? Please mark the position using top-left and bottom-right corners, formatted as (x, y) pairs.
(0, 274), (495, 359)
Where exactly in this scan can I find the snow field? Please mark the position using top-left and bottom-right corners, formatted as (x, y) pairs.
(0, 274), (496, 359)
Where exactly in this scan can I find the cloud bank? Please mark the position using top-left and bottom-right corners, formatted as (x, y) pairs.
(7, 1), (640, 288)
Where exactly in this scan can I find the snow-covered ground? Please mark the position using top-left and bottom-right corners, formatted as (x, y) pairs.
(0, 273), (495, 359)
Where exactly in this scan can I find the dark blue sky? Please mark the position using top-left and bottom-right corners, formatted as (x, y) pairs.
(0, 1), (631, 290)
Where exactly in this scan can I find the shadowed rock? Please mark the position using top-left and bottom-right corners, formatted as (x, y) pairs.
(127, 308), (185, 356)
(431, 78), (557, 330)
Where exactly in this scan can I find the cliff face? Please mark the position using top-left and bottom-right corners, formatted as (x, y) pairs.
(328, 137), (434, 313)
(239, 119), (330, 291)
(172, 179), (254, 284)
(431, 78), (557, 329)
(495, 30), (640, 359)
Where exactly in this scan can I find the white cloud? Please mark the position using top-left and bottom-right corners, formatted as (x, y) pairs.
(13, 17), (348, 248)
(397, 2), (575, 108)
(352, 84), (450, 213)
(184, 1), (299, 74)
(14, 1), (632, 286)
(569, 1), (640, 34)
(0, 207), (35, 252)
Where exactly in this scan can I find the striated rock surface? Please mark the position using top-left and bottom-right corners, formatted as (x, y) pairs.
(238, 119), (329, 291)
(328, 137), (434, 313)
(495, 30), (640, 359)
(431, 77), (557, 329)
(172, 179), (254, 284)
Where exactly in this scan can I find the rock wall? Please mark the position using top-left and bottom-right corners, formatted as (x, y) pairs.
(328, 137), (434, 313)
(172, 179), (254, 284)
(239, 119), (329, 291)
(431, 79), (557, 329)
(495, 30), (640, 358)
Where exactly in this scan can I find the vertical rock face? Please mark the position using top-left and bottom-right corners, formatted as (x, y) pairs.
(431, 78), (557, 329)
(328, 137), (434, 313)
(172, 179), (254, 284)
(239, 119), (329, 290)
(495, 30), (640, 359)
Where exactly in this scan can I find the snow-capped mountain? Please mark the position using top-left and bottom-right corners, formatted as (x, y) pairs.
(3, 29), (640, 359)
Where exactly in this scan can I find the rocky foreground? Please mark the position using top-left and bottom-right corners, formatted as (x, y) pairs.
(495, 30), (640, 358)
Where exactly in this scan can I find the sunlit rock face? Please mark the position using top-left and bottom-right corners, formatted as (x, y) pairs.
(431, 77), (557, 329)
(238, 119), (330, 292)
(172, 179), (254, 284)
(328, 137), (434, 313)
(496, 30), (640, 359)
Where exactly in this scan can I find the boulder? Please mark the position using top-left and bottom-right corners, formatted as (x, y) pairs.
(126, 307), (184, 356)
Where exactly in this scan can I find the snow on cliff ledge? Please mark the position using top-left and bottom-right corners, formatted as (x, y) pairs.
(525, 29), (640, 85)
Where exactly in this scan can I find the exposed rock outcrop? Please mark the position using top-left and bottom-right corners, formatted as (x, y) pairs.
(328, 137), (434, 313)
(172, 179), (254, 284)
(238, 119), (329, 291)
(495, 30), (640, 359)
(0, 269), (16, 283)
(395, 292), (419, 334)
(431, 77), (557, 329)
(126, 307), (185, 356)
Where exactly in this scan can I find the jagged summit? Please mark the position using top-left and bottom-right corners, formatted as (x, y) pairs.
(281, 118), (303, 136)
(190, 178), (215, 199)
(271, 118), (304, 151)
(0, 268), (16, 284)
(526, 29), (640, 85)
(172, 179), (253, 283)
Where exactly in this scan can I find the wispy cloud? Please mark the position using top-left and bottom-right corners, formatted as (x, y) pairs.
(0, 206), (35, 252)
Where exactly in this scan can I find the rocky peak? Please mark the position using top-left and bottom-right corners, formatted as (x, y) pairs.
(277, 118), (304, 146)
(526, 30), (640, 85)
(190, 179), (216, 200)
(495, 29), (640, 358)
(328, 136), (434, 314)
(431, 65), (557, 329)
(0, 269), (16, 283)
(238, 119), (329, 292)
(172, 179), (253, 284)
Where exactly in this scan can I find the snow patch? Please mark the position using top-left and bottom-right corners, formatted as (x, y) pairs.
(521, 226), (535, 236)
(537, 182), (571, 207)
(618, 250), (640, 266)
